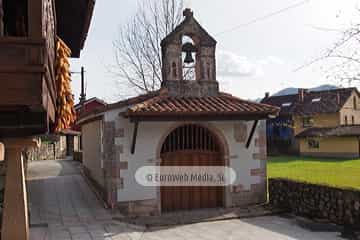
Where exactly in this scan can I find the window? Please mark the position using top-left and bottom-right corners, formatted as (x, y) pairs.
(2, 0), (28, 37)
(345, 116), (348, 125)
(311, 98), (321, 103)
(352, 116), (355, 125)
(302, 117), (313, 128)
(354, 97), (357, 110)
(308, 139), (319, 149)
(161, 124), (219, 153)
(281, 102), (292, 107)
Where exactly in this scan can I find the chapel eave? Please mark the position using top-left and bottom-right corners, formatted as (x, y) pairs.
(124, 112), (276, 122)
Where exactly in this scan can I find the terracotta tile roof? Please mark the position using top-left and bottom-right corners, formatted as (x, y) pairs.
(78, 90), (279, 123)
(296, 125), (360, 138)
(124, 91), (279, 120)
(261, 88), (358, 116)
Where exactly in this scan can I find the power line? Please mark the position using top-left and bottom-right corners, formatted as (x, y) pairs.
(216, 0), (310, 36)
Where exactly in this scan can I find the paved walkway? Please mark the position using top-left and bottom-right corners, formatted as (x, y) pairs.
(27, 160), (144, 240)
(142, 216), (343, 240)
(27, 159), (343, 240)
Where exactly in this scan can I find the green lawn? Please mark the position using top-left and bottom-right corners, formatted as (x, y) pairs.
(267, 155), (360, 190)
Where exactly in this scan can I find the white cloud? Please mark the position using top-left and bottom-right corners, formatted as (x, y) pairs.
(216, 50), (284, 78)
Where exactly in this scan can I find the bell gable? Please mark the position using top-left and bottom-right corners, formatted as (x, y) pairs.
(161, 9), (219, 97)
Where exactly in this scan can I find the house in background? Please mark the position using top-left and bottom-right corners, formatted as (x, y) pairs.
(73, 97), (107, 131)
(78, 9), (279, 216)
(261, 92), (300, 154)
(262, 87), (360, 158)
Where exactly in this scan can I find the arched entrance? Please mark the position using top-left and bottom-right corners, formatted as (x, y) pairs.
(160, 124), (225, 212)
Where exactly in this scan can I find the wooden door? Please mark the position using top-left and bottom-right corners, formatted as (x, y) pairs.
(160, 124), (225, 212)
(161, 151), (224, 212)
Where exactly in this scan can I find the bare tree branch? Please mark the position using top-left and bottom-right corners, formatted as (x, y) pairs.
(111, 0), (184, 98)
(295, 9), (360, 86)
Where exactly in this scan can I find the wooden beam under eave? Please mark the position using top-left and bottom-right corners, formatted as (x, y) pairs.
(246, 120), (259, 149)
(131, 121), (139, 154)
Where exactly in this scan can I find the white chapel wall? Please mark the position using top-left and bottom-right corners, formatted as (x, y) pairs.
(102, 108), (267, 203)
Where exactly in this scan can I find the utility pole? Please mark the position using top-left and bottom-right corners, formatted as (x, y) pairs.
(79, 67), (86, 104)
(71, 67), (86, 105)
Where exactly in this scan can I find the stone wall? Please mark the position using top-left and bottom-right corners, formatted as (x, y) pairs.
(102, 121), (119, 208)
(28, 136), (67, 161)
(269, 178), (360, 228)
(117, 199), (158, 217)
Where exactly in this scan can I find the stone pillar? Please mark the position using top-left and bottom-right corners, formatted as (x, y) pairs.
(1, 139), (39, 240)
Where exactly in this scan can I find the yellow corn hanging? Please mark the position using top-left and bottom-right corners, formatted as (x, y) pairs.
(54, 37), (76, 132)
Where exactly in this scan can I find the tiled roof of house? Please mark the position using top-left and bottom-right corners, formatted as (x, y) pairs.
(261, 88), (358, 116)
(124, 91), (279, 120)
(296, 125), (360, 138)
(74, 97), (107, 110)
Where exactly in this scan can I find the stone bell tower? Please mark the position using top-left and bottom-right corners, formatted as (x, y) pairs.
(161, 9), (219, 97)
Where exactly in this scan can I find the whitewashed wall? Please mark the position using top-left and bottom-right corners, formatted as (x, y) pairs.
(82, 119), (105, 187)
(214, 121), (265, 190)
(103, 109), (266, 203)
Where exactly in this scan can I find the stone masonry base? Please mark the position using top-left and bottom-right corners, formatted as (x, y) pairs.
(230, 182), (267, 207)
(117, 199), (159, 217)
(117, 183), (267, 216)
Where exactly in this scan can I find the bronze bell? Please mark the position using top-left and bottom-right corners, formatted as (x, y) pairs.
(182, 42), (197, 64)
(184, 51), (194, 64)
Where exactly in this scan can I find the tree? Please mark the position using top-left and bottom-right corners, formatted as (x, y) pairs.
(112, 0), (184, 96)
(322, 16), (360, 86)
(301, 9), (360, 86)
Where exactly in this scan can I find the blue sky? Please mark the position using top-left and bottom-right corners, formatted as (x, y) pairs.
(70, 0), (360, 103)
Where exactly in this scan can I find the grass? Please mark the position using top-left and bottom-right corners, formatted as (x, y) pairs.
(267, 155), (360, 190)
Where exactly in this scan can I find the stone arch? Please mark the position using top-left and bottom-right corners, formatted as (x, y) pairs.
(156, 122), (229, 164)
(156, 122), (231, 212)
(181, 35), (197, 81)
